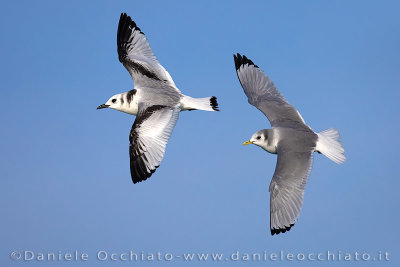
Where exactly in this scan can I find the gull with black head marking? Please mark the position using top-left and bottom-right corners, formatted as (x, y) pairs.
(97, 13), (219, 184)
(233, 53), (345, 235)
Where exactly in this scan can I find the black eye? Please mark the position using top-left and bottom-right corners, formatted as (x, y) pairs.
(256, 136), (261, 140)
(112, 99), (116, 103)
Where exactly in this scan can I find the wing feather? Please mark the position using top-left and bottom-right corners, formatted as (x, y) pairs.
(234, 53), (308, 129)
(117, 13), (179, 90)
(129, 105), (180, 183)
(269, 147), (314, 235)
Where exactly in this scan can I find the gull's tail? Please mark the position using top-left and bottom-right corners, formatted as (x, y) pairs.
(181, 95), (219, 111)
(316, 128), (346, 164)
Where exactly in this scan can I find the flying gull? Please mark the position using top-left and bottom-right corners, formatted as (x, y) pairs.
(233, 53), (345, 235)
(97, 13), (219, 184)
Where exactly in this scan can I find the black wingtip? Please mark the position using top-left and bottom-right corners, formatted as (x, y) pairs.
(131, 165), (159, 184)
(117, 13), (145, 62)
(270, 224), (295, 236)
(210, 96), (220, 111)
(233, 53), (259, 71)
(119, 12), (143, 34)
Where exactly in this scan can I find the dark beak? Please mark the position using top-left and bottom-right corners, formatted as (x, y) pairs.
(96, 104), (109, 110)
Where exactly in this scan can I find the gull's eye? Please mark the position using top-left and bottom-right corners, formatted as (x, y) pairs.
(112, 99), (116, 103)
(256, 136), (261, 140)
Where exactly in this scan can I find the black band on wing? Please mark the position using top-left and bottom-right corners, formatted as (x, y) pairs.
(124, 61), (162, 81)
(117, 13), (163, 81)
(129, 105), (168, 184)
(233, 53), (259, 70)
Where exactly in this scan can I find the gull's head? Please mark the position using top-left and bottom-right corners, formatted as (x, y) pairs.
(242, 130), (268, 147)
(97, 93), (124, 111)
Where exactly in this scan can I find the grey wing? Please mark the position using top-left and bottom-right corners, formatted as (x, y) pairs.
(117, 13), (179, 91)
(269, 147), (314, 235)
(129, 105), (180, 184)
(234, 53), (307, 128)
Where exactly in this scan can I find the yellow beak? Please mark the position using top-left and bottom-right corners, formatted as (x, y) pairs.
(242, 140), (253, 146)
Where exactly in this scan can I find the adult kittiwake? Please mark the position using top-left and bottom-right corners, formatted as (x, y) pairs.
(233, 53), (345, 235)
(97, 13), (219, 184)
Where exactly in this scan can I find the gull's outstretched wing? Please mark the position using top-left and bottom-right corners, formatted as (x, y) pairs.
(269, 146), (314, 235)
(234, 53), (308, 128)
(129, 105), (180, 183)
(117, 13), (179, 91)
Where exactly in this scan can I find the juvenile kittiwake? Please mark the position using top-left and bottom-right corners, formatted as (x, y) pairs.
(233, 53), (345, 235)
(97, 13), (219, 184)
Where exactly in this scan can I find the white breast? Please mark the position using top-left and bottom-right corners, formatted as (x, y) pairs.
(121, 101), (139, 115)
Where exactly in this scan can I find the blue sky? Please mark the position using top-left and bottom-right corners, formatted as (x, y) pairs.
(1, 0), (399, 266)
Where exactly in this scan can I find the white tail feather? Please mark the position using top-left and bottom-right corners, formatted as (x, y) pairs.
(181, 95), (219, 111)
(316, 128), (346, 164)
